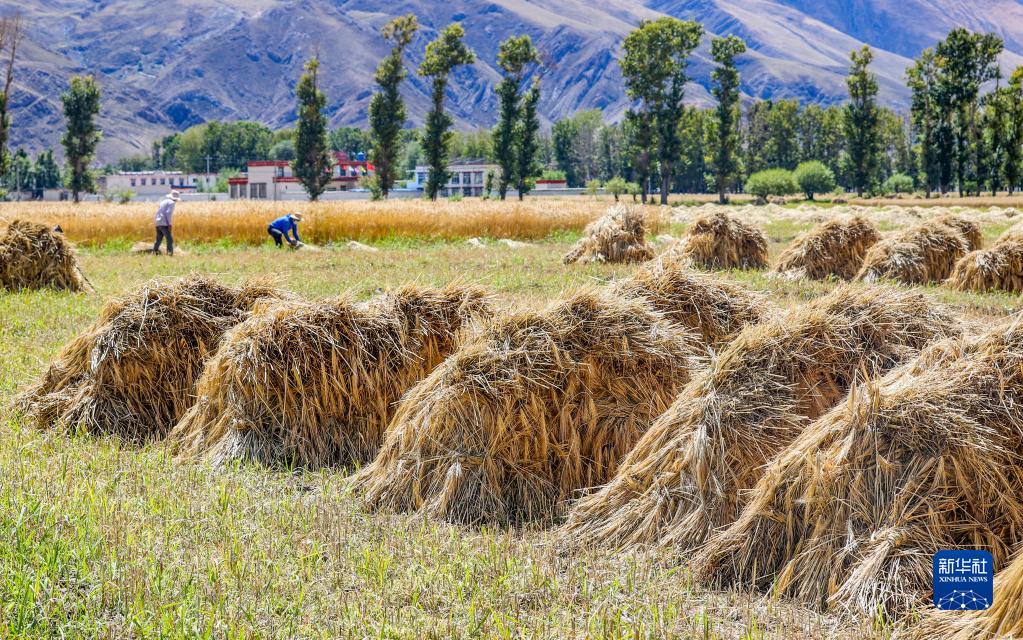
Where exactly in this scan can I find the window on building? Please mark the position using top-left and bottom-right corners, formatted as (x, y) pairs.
(463, 172), (471, 184)
(474, 172), (483, 184)
(130, 179), (136, 187)
(452, 173), (460, 185)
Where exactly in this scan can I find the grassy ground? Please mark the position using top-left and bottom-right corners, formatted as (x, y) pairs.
(2, 224), (1020, 639)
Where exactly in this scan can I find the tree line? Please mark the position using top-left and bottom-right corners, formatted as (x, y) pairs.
(3, 12), (1021, 203)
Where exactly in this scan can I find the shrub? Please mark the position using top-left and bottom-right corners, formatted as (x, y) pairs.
(585, 179), (602, 198)
(793, 161), (836, 200)
(884, 173), (915, 195)
(541, 169), (566, 181)
(626, 182), (641, 202)
(744, 169), (797, 200)
(605, 177), (628, 202)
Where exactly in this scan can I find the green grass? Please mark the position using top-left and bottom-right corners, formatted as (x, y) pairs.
(2, 228), (1019, 639)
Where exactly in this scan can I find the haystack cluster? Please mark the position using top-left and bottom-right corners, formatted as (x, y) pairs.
(561, 285), (962, 552)
(674, 210), (769, 270)
(355, 289), (703, 525)
(171, 285), (491, 468)
(0, 220), (91, 292)
(16, 277), (285, 442)
(856, 215), (981, 284)
(948, 225), (1023, 292)
(696, 316), (1023, 617)
(771, 216), (880, 280)
(562, 205), (655, 264)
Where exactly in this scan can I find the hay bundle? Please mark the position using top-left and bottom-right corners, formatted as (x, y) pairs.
(856, 216), (979, 284)
(904, 547), (1023, 640)
(674, 211), (769, 270)
(696, 317), (1023, 617)
(561, 285), (962, 552)
(771, 216), (880, 280)
(355, 290), (703, 526)
(0, 219), (91, 292)
(613, 254), (770, 345)
(562, 205), (655, 264)
(170, 284), (492, 468)
(14, 277), (285, 442)
(948, 224), (1023, 293)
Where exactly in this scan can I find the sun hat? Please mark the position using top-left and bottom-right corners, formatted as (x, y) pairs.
(168, 190), (181, 201)
(289, 212), (304, 221)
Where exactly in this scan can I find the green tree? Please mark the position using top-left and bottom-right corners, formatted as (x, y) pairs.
(766, 100), (800, 170)
(708, 35), (745, 203)
(1004, 68), (1023, 194)
(270, 138), (296, 161)
(843, 46), (881, 196)
(745, 168), (797, 200)
(552, 117), (580, 187)
(293, 57), (333, 201)
(493, 34), (539, 199)
(0, 15), (22, 178)
(60, 75), (102, 203)
(621, 17), (704, 204)
(794, 161), (836, 200)
(624, 110), (655, 202)
(884, 173), (915, 194)
(907, 48), (943, 196)
(370, 14), (418, 198)
(514, 78), (542, 200)
(419, 23), (475, 200)
(329, 127), (373, 156)
(605, 176), (628, 202)
(33, 149), (61, 190)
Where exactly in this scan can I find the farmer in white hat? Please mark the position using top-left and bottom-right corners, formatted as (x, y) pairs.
(153, 190), (181, 256)
(267, 212), (304, 248)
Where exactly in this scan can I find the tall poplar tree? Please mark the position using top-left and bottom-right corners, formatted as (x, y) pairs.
(369, 14), (418, 198)
(293, 57), (333, 201)
(709, 35), (745, 203)
(60, 75), (101, 203)
(419, 23), (475, 200)
(513, 78), (541, 201)
(493, 34), (539, 199)
(843, 46), (881, 197)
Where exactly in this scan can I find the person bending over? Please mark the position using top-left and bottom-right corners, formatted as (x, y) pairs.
(268, 212), (303, 248)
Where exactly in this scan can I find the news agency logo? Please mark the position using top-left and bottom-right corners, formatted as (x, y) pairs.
(933, 550), (994, 611)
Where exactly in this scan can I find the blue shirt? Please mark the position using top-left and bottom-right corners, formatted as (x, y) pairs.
(269, 215), (300, 242)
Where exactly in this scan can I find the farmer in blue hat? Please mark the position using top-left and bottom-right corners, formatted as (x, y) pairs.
(267, 212), (303, 248)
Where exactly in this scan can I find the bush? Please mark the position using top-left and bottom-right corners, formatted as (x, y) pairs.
(605, 177), (628, 202)
(360, 175), (383, 201)
(585, 179), (602, 197)
(884, 173), (915, 195)
(447, 192), (463, 202)
(626, 182), (641, 202)
(541, 169), (566, 181)
(115, 188), (135, 204)
(794, 161), (836, 200)
(745, 169), (798, 200)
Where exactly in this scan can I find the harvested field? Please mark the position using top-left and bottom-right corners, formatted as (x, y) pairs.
(0, 219), (91, 292)
(356, 290), (703, 526)
(696, 316), (1023, 617)
(674, 210), (769, 270)
(856, 216), (980, 284)
(771, 216), (880, 280)
(170, 284), (491, 468)
(948, 224), (1023, 292)
(561, 285), (963, 553)
(14, 276), (285, 442)
(562, 205), (656, 264)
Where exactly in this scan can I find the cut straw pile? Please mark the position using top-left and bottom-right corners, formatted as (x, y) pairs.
(771, 216), (880, 280)
(948, 225), (1023, 293)
(562, 204), (655, 264)
(696, 316), (1023, 617)
(170, 284), (491, 468)
(0, 219), (91, 292)
(673, 211), (769, 270)
(15, 276), (285, 442)
(856, 215), (981, 284)
(904, 547), (1023, 640)
(562, 285), (963, 553)
(355, 290), (703, 526)
(611, 254), (770, 346)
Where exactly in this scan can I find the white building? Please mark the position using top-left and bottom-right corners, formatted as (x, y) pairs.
(228, 154), (375, 200)
(102, 171), (218, 198)
(408, 161), (497, 197)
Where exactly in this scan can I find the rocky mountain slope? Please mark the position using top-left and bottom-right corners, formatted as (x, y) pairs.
(8, 0), (1023, 160)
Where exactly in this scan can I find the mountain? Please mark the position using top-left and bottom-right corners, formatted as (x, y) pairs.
(8, 0), (1023, 161)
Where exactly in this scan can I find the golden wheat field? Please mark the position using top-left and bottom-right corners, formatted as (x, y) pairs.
(4, 199), (1023, 638)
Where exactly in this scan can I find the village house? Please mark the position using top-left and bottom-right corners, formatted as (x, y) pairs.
(408, 160), (497, 197)
(228, 152), (375, 200)
(101, 171), (218, 199)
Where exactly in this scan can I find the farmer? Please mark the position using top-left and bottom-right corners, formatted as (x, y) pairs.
(267, 212), (303, 248)
(153, 190), (180, 256)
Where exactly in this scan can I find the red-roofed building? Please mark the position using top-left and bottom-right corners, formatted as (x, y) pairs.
(228, 152), (375, 200)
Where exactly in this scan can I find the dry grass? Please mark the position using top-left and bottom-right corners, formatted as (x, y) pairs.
(948, 224), (1023, 293)
(903, 547), (1023, 640)
(697, 316), (1023, 618)
(14, 276), (285, 442)
(856, 216), (981, 284)
(0, 199), (613, 245)
(562, 205), (657, 264)
(674, 210), (769, 270)
(561, 285), (963, 553)
(0, 220), (91, 292)
(170, 284), (491, 469)
(771, 216), (881, 280)
(355, 290), (703, 526)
